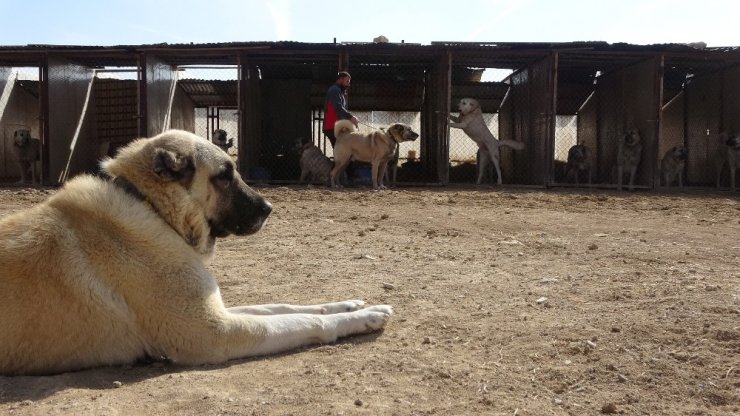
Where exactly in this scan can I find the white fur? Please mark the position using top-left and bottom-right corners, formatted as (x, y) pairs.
(449, 98), (524, 185)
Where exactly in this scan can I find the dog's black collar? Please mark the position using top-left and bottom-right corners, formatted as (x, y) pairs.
(111, 176), (148, 203)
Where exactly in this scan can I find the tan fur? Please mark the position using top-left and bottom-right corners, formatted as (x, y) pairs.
(330, 120), (418, 189)
(616, 129), (643, 191)
(12, 129), (41, 184)
(715, 132), (740, 191)
(299, 143), (333, 184)
(661, 146), (688, 188)
(0, 129), (392, 376)
(449, 98), (525, 185)
(565, 144), (593, 187)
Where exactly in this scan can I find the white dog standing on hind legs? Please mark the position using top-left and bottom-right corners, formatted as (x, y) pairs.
(0, 129), (392, 375)
(449, 98), (525, 185)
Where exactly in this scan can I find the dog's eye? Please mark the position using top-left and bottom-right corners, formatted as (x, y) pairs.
(212, 165), (234, 187)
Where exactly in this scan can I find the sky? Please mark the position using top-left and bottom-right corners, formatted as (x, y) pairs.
(1, 0), (738, 48)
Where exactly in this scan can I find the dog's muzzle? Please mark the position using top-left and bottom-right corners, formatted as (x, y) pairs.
(209, 182), (272, 238)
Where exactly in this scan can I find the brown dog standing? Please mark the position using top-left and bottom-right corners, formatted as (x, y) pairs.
(330, 120), (418, 189)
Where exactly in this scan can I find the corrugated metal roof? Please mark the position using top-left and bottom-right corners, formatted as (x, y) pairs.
(1, 40), (738, 72)
(177, 79), (237, 107)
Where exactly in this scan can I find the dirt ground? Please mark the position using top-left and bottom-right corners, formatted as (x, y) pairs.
(0, 184), (738, 416)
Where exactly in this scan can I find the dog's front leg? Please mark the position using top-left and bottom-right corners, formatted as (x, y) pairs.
(375, 160), (389, 189)
(628, 166), (637, 191)
(17, 162), (27, 184)
(229, 299), (366, 315)
(617, 166), (624, 190)
(449, 115), (470, 130)
(330, 160), (350, 188)
(731, 167), (737, 191)
(243, 305), (393, 357)
(370, 162), (382, 189)
(716, 161), (724, 189)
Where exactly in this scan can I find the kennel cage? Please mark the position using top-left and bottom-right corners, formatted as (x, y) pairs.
(553, 48), (662, 189)
(0, 65), (42, 184)
(446, 43), (554, 186)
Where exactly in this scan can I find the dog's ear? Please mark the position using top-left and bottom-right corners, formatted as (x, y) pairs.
(152, 148), (195, 182)
(387, 124), (403, 139)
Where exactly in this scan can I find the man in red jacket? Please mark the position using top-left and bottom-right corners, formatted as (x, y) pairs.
(323, 71), (358, 148)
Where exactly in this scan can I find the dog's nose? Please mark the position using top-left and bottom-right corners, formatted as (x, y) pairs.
(260, 200), (273, 217)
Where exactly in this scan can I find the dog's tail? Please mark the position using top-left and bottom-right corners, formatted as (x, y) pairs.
(498, 140), (525, 151)
(334, 119), (356, 137)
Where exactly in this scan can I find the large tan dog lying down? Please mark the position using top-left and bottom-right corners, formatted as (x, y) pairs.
(0, 129), (393, 375)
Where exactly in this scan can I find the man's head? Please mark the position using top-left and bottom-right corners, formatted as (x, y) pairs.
(336, 71), (351, 88)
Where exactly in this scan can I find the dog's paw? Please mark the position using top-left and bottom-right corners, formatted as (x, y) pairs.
(321, 300), (366, 314)
(365, 304), (393, 316)
(361, 305), (393, 331)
